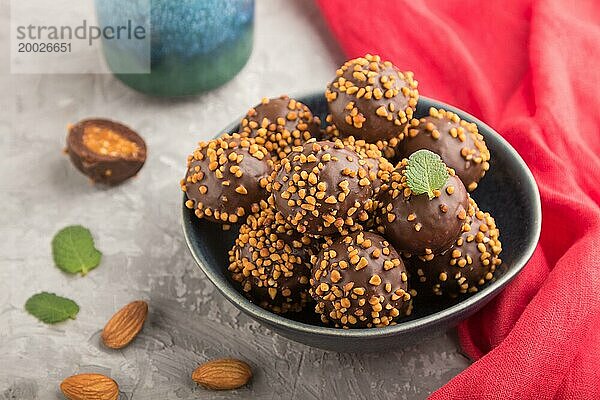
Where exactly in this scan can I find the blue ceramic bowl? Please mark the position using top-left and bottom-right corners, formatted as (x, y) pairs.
(182, 93), (542, 352)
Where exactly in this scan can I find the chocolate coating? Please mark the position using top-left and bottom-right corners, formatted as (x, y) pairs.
(66, 119), (146, 185)
(182, 133), (273, 225)
(399, 108), (490, 191)
(269, 140), (374, 236)
(406, 199), (502, 297)
(376, 160), (469, 256)
(228, 208), (316, 313)
(325, 54), (418, 142)
(239, 96), (321, 160)
(310, 231), (412, 328)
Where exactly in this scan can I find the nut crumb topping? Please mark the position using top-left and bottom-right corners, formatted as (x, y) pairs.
(182, 133), (272, 225)
(402, 107), (490, 191)
(326, 54), (419, 142)
(239, 95), (321, 160)
(310, 231), (412, 328)
(408, 198), (502, 297)
(228, 208), (314, 314)
(268, 139), (374, 236)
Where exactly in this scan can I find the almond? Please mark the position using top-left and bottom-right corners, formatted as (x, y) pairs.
(101, 300), (148, 349)
(60, 373), (119, 400)
(192, 358), (252, 390)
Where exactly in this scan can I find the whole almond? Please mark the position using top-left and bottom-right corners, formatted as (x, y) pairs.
(101, 300), (148, 349)
(60, 373), (119, 400)
(192, 358), (252, 390)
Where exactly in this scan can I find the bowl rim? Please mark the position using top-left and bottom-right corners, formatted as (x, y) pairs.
(181, 94), (542, 339)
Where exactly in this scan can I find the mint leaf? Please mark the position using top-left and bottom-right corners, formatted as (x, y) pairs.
(52, 225), (102, 275)
(405, 150), (449, 199)
(25, 292), (79, 324)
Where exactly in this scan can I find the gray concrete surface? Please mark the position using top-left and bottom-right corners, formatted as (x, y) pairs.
(0, 1), (471, 399)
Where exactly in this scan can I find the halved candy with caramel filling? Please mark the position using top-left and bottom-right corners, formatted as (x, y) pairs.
(66, 119), (146, 185)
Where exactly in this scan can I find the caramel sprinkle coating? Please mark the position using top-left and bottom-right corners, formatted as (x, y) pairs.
(268, 139), (374, 236)
(325, 54), (419, 143)
(239, 95), (322, 160)
(323, 115), (407, 162)
(399, 108), (490, 191)
(228, 208), (316, 314)
(405, 198), (502, 298)
(340, 136), (395, 195)
(310, 231), (413, 329)
(181, 133), (273, 225)
(375, 157), (469, 255)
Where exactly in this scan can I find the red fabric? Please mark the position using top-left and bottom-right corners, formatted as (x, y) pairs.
(316, 0), (600, 398)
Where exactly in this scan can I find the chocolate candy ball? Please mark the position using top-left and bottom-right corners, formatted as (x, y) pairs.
(324, 115), (406, 162)
(66, 119), (147, 185)
(228, 208), (316, 314)
(376, 159), (469, 256)
(407, 199), (502, 297)
(269, 140), (374, 236)
(310, 231), (413, 328)
(325, 54), (418, 142)
(182, 133), (273, 226)
(400, 108), (490, 191)
(341, 136), (394, 195)
(239, 96), (321, 160)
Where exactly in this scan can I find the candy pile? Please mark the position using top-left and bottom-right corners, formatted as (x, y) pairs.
(181, 55), (501, 329)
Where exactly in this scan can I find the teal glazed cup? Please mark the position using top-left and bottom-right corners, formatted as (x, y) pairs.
(96, 0), (254, 96)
